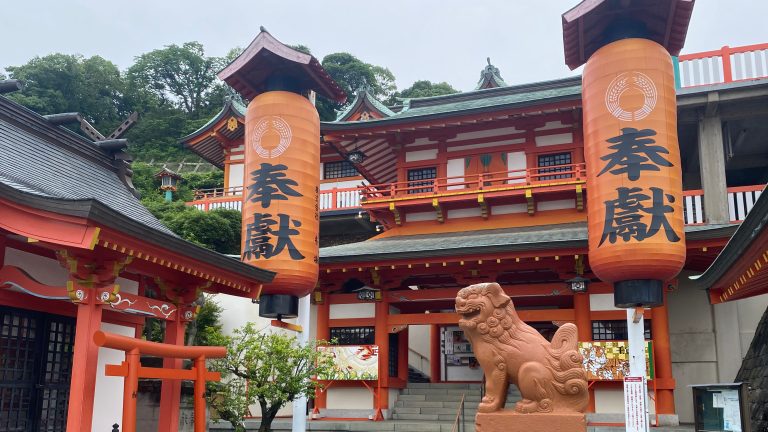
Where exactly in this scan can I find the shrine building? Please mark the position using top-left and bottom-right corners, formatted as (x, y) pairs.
(0, 84), (274, 432)
(186, 35), (768, 426)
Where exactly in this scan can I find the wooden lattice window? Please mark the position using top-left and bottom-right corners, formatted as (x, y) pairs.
(407, 167), (437, 194)
(537, 152), (572, 180)
(592, 320), (652, 341)
(323, 160), (359, 179)
(329, 326), (375, 345)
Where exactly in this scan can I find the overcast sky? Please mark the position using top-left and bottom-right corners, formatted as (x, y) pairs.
(3, 1), (766, 92)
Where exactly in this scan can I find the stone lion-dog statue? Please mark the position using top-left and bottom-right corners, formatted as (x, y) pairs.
(455, 282), (589, 414)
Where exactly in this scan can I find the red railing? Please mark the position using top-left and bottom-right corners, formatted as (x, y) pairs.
(678, 43), (768, 88)
(361, 163), (586, 202)
(188, 185), (363, 213)
(682, 184), (764, 224)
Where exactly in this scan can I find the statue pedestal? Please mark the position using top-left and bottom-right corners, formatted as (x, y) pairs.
(475, 411), (587, 432)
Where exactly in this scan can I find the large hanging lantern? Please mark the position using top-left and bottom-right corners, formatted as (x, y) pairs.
(241, 91), (320, 299)
(582, 38), (686, 307)
(218, 29), (346, 318)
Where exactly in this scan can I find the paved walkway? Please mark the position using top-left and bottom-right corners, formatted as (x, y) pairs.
(210, 419), (696, 431)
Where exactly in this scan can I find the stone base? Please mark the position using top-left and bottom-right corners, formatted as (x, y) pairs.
(476, 410), (587, 432)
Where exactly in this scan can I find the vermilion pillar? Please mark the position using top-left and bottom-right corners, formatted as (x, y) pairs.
(314, 299), (330, 411)
(430, 325), (441, 383)
(374, 299), (390, 410)
(651, 292), (675, 414)
(158, 314), (186, 431)
(66, 285), (103, 432)
(573, 292), (595, 412)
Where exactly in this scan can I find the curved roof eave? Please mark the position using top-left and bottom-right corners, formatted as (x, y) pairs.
(179, 99), (246, 144)
(0, 182), (276, 285)
(321, 90), (582, 133)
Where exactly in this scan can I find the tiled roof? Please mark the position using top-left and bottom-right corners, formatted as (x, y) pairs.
(319, 222), (736, 263)
(475, 60), (508, 90)
(322, 76), (583, 128)
(0, 96), (174, 235)
(335, 89), (395, 122)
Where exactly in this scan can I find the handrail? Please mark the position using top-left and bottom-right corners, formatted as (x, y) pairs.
(450, 393), (466, 432)
(678, 43), (768, 87)
(408, 347), (429, 362)
(193, 185), (243, 200)
(362, 162), (586, 201)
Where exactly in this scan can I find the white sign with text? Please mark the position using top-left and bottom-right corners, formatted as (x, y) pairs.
(624, 376), (649, 432)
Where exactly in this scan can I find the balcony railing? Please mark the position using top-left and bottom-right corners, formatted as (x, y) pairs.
(187, 179), (763, 227)
(678, 43), (768, 88)
(188, 185), (362, 213)
(361, 163), (586, 203)
(682, 185), (763, 224)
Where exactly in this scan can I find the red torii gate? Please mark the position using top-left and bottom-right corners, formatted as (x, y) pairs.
(93, 330), (227, 432)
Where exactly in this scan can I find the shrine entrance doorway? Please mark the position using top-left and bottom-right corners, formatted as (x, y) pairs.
(0, 306), (75, 432)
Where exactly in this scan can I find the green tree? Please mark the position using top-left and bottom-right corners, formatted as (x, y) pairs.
(207, 324), (335, 432)
(318, 52), (396, 121)
(6, 54), (126, 131)
(395, 80), (459, 100)
(127, 42), (225, 117)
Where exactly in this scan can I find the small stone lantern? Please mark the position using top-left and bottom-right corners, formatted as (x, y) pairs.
(154, 168), (182, 202)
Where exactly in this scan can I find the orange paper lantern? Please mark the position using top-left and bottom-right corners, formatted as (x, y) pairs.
(582, 38), (686, 304)
(241, 91), (320, 298)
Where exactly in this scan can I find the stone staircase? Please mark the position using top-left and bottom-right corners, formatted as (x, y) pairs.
(390, 382), (521, 430)
(407, 366), (431, 383)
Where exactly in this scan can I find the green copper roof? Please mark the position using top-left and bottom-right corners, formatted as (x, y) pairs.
(335, 89), (396, 122)
(475, 59), (508, 90)
(180, 98), (246, 143)
(323, 76), (582, 129)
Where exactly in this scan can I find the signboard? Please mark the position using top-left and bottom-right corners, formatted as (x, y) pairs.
(624, 376), (649, 432)
(317, 345), (378, 380)
(579, 341), (654, 380)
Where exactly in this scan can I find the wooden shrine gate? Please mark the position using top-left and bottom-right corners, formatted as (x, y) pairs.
(93, 331), (226, 432)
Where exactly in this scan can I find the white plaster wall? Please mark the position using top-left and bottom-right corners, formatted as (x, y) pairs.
(228, 163), (244, 188)
(446, 158), (465, 190)
(405, 212), (434, 222)
(229, 154), (244, 161)
(92, 322), (135, 432)
(447, 138), (525, 153)
(507, 151), (526, 184)
(327, 388), (373, 410)
(589, 293), (622, 311)
(4, 247), (68, 285)
(319, 179), (365, 190)
(116, 277), (138, 295)
(408, 325), (431, 377)
(535, 133), (573, 147)
(491, 203), (527, 215)
(447, 208), (482, 219)
(535, 121), (570, 131)
(537, 199), (575, 211)
(405, 149), (438, 162)
(330, 303), (375, 319)
(447, 127), (522, 142)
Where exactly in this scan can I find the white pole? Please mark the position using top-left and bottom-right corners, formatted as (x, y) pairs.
(626, 308), (650, 432)
(292, 294), (311, 432)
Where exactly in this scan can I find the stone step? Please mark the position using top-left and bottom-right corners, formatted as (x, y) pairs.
(392, 413), (441, 421)
(407, 382), (480, 389)
(402, 388), (483, 396)
(396, 400), (446, 408)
